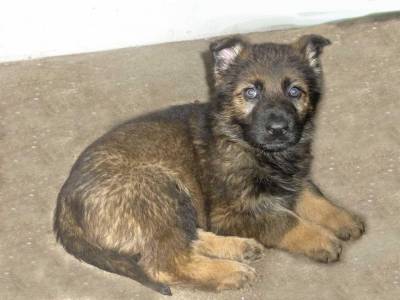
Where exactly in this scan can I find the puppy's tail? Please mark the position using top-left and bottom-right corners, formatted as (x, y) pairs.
(53, 206), (172, 296)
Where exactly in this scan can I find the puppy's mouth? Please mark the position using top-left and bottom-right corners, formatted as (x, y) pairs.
(258, 139), (298, 152)
(249, 133), (301, 152)
(260, 142), (293, 152)
(241, 120), (302, 152)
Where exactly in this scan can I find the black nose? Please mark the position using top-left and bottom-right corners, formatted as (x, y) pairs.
(266, 120), (289, 136)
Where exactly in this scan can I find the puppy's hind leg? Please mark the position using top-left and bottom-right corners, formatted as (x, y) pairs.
(193, 229), (264, 262)
(56, 165), (255, 293)
(127, 169), (257, 291)
(54, 165), (197, 295)
(160, 251), (256, 291)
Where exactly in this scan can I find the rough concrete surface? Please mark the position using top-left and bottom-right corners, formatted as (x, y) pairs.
(1, 13), (399, 300)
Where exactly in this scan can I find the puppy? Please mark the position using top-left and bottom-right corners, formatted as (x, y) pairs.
(54, 35), (365, 295)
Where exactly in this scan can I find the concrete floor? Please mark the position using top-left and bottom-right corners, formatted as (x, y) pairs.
(1, 13), (400, 300)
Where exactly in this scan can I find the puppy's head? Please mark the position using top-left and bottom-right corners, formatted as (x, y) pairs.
(210, 35), (330, 152)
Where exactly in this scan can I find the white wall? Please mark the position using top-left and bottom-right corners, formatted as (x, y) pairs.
(0, 0), (399, 62)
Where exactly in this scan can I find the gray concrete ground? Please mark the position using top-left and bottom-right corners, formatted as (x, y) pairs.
(1, 13), (400, 300)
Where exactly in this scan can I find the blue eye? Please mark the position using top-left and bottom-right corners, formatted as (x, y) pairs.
(288, 87), (302, 98)
(245, 87), (258, 99)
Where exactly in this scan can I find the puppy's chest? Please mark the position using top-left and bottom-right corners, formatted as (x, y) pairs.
(253, 179), (298, 210)
(208, 161), (300, 213)
(248, 171), (300, 210)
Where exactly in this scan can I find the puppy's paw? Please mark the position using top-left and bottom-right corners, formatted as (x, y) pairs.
(215, 261), (256, 291)
(330, 212), (366, 241)
(239, 238), (264, 262)
(279, 222), (343, 263)
(194, 232), (264, 262)
(308, 236), (342, 263)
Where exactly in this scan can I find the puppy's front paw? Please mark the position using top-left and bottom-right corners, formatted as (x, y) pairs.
(334, 213), (365, 241)
(308, 236), (342, 263)
(279, 222), (342, 263)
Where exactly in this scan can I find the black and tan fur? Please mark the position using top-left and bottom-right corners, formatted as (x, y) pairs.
(54, 35), (365, 295)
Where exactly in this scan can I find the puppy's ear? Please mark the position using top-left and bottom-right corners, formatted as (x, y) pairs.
(210, 36), (246, 75)
(293, 34), (331, 70)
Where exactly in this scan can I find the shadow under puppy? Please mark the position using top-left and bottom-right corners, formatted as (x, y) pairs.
(54, 34), (365, 295)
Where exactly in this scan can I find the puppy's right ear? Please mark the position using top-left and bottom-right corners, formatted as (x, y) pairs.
(210, 37), (246, 76)
(292, 34), (331, 71)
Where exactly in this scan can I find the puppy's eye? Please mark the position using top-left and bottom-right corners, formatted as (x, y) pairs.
(244, 87), (258, 99)
(288, 87), (302, 98)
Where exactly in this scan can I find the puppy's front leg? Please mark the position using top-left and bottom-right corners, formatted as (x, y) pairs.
(258, 209), (342, 263)
(295, 182), (365, 241)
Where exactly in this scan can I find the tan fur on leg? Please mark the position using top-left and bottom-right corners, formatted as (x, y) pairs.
(150, 251), (256, 291)
(296, 188), (365, 240)
(278, 219), (342, 263)
(193, 229), (263, 262)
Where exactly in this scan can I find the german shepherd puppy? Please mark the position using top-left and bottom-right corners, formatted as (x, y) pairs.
(54, 35), (365, 295)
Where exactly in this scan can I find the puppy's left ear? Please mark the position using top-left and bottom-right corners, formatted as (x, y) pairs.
(293, 34), (331, 70)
